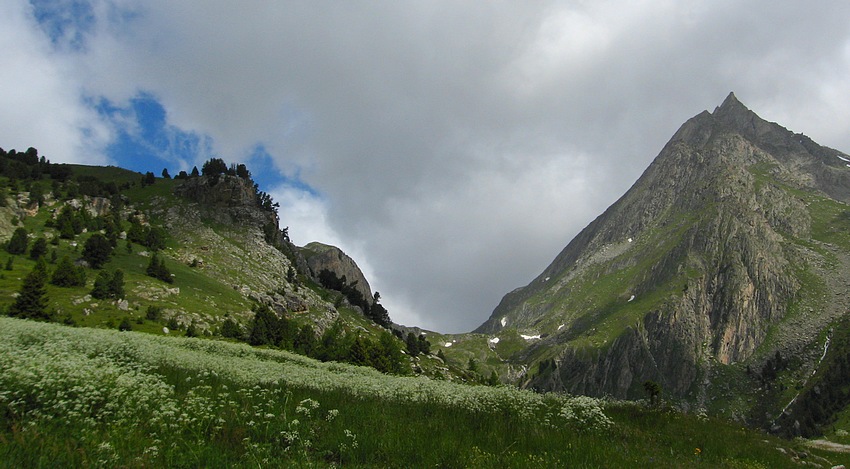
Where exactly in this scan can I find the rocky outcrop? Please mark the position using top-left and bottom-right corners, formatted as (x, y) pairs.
(300, 242), (373, 302)
(480, 93), (850, 402)
(174, 174), (257, 207)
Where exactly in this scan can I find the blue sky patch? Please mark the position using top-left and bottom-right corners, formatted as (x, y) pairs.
(30, 0), (95, 51)
(92, 93), (314, 195)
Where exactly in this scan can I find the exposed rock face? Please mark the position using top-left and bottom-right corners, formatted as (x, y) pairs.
(174, 174), (257, 207)
(173, 175), (279, 231)
(478, 93), (850, 402)
(301, 242), (373, 302)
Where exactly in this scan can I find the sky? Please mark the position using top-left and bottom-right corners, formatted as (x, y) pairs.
(2, 1), (850, 333)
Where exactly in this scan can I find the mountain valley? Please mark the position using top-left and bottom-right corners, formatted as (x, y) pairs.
(2, 93), (850, 466)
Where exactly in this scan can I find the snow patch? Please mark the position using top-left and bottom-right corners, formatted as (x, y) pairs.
(489, 337), (500, 344)
(628, 294), (635, 302)
(836, 154), (850, 163)
(627, 237), (633, 243)
(162, 327), (170, 334)
(500, 317), (507, 327)
(544, 276), (550, 282)
(520, 334), (541, 340)
(444, 342), (452, 347)
(558, 324), (565, 330)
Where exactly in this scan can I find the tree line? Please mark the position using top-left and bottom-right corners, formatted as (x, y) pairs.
(317, 269), (391, 328)
(219, 304), (409, 375)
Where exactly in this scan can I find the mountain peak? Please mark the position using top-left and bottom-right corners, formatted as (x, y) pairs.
(712, 91), (755, 121)
(715, 91), (742, 112)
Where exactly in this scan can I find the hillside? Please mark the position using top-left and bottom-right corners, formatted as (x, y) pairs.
(2, 316), (840, 467)
(0, 151), (476, 381)
(474, 93), (850, 432)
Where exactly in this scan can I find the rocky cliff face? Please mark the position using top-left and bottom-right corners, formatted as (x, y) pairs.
(300, 242), (373, 303)
(478, 93), (850, 404)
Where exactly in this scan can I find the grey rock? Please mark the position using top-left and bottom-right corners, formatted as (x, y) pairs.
(479, 93), (850, 402)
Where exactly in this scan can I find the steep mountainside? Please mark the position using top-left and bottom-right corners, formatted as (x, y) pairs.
(476, 93), (850, 417)
(300, 242), (373, 302)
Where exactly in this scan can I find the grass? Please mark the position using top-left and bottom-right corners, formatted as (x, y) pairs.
(530, 211), (700, 349)
(0, 316), (839, 468)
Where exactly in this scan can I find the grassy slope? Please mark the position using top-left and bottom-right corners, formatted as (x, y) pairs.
(1, 317), (840, 468)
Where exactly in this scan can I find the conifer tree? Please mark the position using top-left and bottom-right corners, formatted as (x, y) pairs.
(82, 233), (113, 268)
(348, 335), (371, 367)
(294, 324), (317, 356)
(50, 255), (86, 287)
(8, 258), (50, 320)
(91, 270), (111, 299)
(29, 237), (47, 260)
(405, 331), (420, 356)
(6, 227), (28, 255)
(221, 317), (242, 339)
(109, 269), (125, 299)
(146, 253), (173, 283)
(376, 330), (408, 375)
(248, 304), (277, 346)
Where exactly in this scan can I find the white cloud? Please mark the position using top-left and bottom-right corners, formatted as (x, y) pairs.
(0, 0), (111, 164)
(4, 0), (850, 332)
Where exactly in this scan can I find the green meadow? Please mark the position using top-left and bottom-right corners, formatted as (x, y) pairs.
(0, 317), (839, 468)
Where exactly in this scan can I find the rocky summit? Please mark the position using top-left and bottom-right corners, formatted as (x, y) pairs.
(476, 93), (850, 418)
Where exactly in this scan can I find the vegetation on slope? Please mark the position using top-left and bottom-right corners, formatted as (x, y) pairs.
(0, 317), (835, 468)
(0, 146), (421, 377)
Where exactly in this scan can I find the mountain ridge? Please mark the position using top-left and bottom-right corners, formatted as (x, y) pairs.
(473, 93), (850, 421)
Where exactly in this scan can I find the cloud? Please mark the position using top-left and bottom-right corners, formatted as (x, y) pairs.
(5, 0), (850, 332)
(0, 0), (111, 164)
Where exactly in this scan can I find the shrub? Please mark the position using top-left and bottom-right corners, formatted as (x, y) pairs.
(145, 305), (163, 321)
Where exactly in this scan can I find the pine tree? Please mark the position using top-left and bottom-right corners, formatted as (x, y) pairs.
(348, 335), (371, 366)
(417, 334), (431, 355)
(248, 304), (277, 346)
(109, 269), (125, 299)
(405, 332), (420, 356)
(6, 227), (28, 255)
(221, 317), (242, 339)
(319, 320), (348, 362)
(146, 253), (173, 283)
(91, 270), (111, 299)
(29, 237), (47, 260)
(294, 324), (317, 356)
(375, 330), (408, 375)
(50, 255), (86, 287)
(82, 233), (113, 268)
(118, 317), (133, 331)
(8, 258), (50, 320)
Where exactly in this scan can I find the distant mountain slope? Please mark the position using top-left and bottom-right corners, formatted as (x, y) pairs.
(0, 154), (448, 378)
(476, 93), (850, 418)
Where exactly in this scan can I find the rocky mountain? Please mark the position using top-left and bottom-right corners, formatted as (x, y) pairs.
(476, 93), (850, 417)
(300, 242), (373, 303)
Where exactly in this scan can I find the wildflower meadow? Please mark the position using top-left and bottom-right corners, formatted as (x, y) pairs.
(0, 317), (833, 467)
